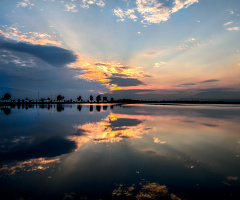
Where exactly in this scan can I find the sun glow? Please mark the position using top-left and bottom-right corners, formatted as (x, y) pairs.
(69, 54), (148, 90)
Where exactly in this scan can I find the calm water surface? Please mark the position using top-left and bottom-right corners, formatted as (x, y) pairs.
(0, 104), (239, 200)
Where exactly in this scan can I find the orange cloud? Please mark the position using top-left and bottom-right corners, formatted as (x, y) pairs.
(69, 54), (149, 90)
(0, 27), (61, 46)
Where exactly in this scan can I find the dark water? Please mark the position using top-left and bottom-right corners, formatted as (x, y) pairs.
(0, 104), (239, 200)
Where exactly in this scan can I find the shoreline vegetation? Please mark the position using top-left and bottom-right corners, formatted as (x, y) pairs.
(1, 93), (240, 105)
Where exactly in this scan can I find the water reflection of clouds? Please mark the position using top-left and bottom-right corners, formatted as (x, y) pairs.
(70, 113), (150, 150)
(0, 158), (60, 175)
(112, 181), (181, 200)
(0, 137), (77, 161)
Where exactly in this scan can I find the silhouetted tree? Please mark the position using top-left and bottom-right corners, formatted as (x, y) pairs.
(47, 97), (51, 102)
(103, 96), (108, 102)
(77, 96), (82, 102)
(110, 98), (114, 102)
(57, 95), (64, 102)
(90, 95), (93, 102)
(3, 93), (11, 101)
(96, 95), (101, 102)
(40, 98), (45, 103)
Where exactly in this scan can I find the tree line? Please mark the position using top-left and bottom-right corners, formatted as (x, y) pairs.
(0, 93), (114, 103)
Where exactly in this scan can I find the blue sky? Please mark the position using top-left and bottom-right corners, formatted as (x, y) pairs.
(0, 0), (240, 100)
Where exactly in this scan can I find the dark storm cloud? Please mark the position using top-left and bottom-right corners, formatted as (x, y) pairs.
(109, 77), (145, 86)
(0, 34), (77, 67)
(200, 79), (219, 83)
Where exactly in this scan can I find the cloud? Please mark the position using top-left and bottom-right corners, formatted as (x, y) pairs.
(113, 8), (138, 22)
(113, 8), (126, 22)
(153, 137), (166, 144)
(190, 87), (240, 100)
(140, 50), (163, 57)
(80, 0), (106, 9)
(17, 0), (34, 8)
(200, 79), (219, 83)
(180, 83), (196, 86)
(109, 77), (145, 87)
(154, 61), (167, 68)
(0, 35), (77, 67)
(178, 37), (200, 50)
(223, 21), (233, 26)
(113, 0), (199, 24)
(136, 0), (171, 24)
(71, 56), (150, 90)
(0, 27), (61, 46)
(65, 4), (78, 12)
(172, 0), (198, 13)
(227, 27), (239, 31)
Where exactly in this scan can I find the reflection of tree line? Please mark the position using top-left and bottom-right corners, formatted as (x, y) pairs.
(0, 104), (115, 115)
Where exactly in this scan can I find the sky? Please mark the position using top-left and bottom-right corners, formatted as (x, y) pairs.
(0, 0), (240, 101)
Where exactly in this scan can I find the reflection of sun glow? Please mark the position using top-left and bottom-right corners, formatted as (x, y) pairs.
(0, 158), (60, 175)
(69, 54), (148, 90)
(68, 112), (150, 150)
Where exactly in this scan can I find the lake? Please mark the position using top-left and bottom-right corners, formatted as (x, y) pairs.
(0, 104), (239, 200)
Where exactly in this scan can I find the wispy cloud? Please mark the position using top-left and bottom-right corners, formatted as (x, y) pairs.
(178, 37), (200, 50)
(154, 61), (166, 68)
(227, 27), (239, 31)
(200, 79), (219, 83)
(113, 8), (138, 22)
(113, 8), (126, 22)
(180, 83), (196, 86)
(223, 21), (233, 26)
(140, 50), (163, 57)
